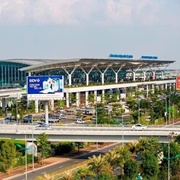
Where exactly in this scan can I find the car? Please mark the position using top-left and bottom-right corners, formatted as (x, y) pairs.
(22, 115), (33, 123)
(76, 120), (85, 124)
(4, 116), (16, 123)
(82, 115), (92, 121)
(35, 123), (52, 130)
(91, 116), (96, 121)
(73, 116), (82, 121)
(59, 114), (67, 119)
(132, 124), (147, 130)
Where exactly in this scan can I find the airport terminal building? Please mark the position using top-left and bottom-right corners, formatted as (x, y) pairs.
(0, 57), (177, 111)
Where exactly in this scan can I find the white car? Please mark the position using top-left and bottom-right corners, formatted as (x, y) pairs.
(76, 120), (85, 124)
(132, 124), (147, 130)
(35, 123), (52, 130)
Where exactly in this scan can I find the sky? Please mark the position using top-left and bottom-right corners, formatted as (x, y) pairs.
(0, 0), (179, 69)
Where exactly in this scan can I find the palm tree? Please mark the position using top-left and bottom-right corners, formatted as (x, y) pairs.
(75, 166), (95, 180)
(38, 173), (55, 180)
(61, 171), (74, 180)
(126, 140), (139, 159)
(88, 154), (106, 175)
(138, 137), (149, 152)
(115, 145), (131, 176)
(105, 150), (119, 169)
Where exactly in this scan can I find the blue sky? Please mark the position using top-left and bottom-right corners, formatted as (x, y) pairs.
(0, 0), (179, 69)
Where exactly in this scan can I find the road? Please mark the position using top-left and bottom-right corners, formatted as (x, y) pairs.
(9, 143), (120, 180)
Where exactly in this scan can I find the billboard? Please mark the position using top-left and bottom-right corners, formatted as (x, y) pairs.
(176, 76), (180, 91)
(27, 76), (64, 100)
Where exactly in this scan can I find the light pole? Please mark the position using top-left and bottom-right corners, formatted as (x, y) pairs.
(166, 96), (168, 126)
(168, 142), (170, 180)
(138, 99), (140, 124)
(24, 132), (28, 180)
(168, 93), (171, 125)
(96, 102), (97, 127)
(121, 112), (124, 147)
(32, 126), (34, 170)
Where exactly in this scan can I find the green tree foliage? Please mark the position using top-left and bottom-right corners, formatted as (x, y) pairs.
(138, 137), (161, 154)
(124, 159), (139, 179)
(88, 154), (106, 175)
(161, 142), (180, 177)
(52, 142), (75, 155)
(88, 93), (95, 105)
(74, 165), (95, 180)
(110, 103), (124, 118)
(36, 133), (51, 160)
(175, 134), (180, 144)
(115, 146), (131, 176)
(126, 140), (139, 159)
(105, 150), (119, 169)
(96, 103), (112, 124)
(0, 140), (17, 172)
(141, 151), (159, 179)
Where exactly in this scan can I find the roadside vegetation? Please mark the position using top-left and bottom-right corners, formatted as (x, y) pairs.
(37, 136), (180, 180)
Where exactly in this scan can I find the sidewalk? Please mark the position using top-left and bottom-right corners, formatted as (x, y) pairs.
(1, 143), (113, 180)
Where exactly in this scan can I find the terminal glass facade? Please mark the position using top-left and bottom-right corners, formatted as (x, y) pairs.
(0, 61), (28, 88)
(33, 68), (127, 86)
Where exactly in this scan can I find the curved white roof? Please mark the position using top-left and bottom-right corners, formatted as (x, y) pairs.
(0, 59), (51, 65)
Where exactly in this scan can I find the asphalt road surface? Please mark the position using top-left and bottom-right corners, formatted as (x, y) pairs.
(10, 143), (120, 180)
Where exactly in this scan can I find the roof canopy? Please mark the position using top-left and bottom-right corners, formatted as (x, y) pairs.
(19, 58), (175, 72)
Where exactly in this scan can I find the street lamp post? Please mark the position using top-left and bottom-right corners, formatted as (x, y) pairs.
(138, 99), (140, 124)
(168, 93), (171, 125)
(25, 132), (28, 180)
(96, 102), (97, 127)
(121, 113), (124, 147)
(168, 142), (170, 180)
(32, 126), (34, 170)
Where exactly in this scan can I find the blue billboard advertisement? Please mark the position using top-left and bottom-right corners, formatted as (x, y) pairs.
(27, 76), (64, 100)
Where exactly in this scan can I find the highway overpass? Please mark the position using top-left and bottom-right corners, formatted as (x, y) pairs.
(0, 125), (179, 143)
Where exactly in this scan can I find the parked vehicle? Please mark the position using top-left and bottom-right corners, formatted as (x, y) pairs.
(22, 115), (33, 123)
(59, 114), (67, 119)
(35, 123), (52, 130)
(76, 120), (85, 124)
(82, 115), (92, 121)
(4, 116), (16, 123)
(73, 116), (82, 121)
(132, 124), (147, 130)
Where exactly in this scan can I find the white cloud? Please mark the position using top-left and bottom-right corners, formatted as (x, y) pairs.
(0, 0), (177, 26)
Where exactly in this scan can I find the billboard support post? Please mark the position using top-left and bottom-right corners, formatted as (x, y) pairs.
(45, 101), (49, 124)
(27, 76), (64, 123)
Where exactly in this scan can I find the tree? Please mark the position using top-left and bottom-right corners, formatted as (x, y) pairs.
(110, 103), (124, 119)
(124, 159), (139, 179)
(61, 171), (75, 180)
(175, 134), (180, 144)
(36, 133), (51, 164)
(105, 150), (119, 169)
(0, 140), (17, 172)
(161, 142), (180, 177)
(138, 137), (161, 154)
(126, 140), (139, 159)
(38, 173), (55, 180)
(115, 145), (131, 176)
(88, 154), (106, 175)
(141, 151), (159, 179)
(75, 165), (95, 180)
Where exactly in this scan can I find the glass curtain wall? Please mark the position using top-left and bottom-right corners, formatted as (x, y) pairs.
(0, 61), (28, 88)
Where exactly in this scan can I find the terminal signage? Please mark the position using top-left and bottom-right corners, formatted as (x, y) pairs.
(109, 54), (133, 59)
(141, 56), (158, 60)
(27, 75), (64, 100)
(176, 76), (180, 91)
